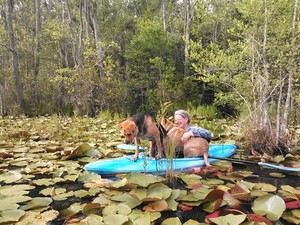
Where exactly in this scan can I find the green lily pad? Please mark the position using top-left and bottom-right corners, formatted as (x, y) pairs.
(0, 203), (19, 211)
(109, 178), (128, 188)
(74, 189), (89, 198)
(103, 214), (128, 225)
(269, 172), (285, 178)
(110, 193), (142, 209)
(60, 202), (86, 218)
(62, 143), (93, 160)
(0, 209), (25, 223)
(202, 198), (224, 213)
(146, 183), (172, 200)
(92, 194), (111, 205)
(161, 217), (182, 225)
(126, 173), (165, 187)
(78, 170), (102, 183)
(202, 178), (224, 185)
(0, 184), (35, 196)
(208, 214), (246, 225)
(53, 191), (75, 201)
(165, 190), (180, 211)
(251, 194), (286, 221)
(16, 210), (59, 224)
(39, 187), (66, 196)
(282, 211), (300, 224)
(0, 195), (32, 204)
(183, 219), (204, 225)
(102, 203), (131, 216)
(130, 188), (147, 200)
(0, 171), (22, 183)
(80, 214), (104, 224)
(82, 203), (103, 215)
(32, 178), (55, 186)
(19, 197), (53, 210)
(291, 209), (300, 218)
(128, 210), (152, 224)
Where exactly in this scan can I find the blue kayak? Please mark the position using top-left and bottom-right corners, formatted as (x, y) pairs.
(84, 144), (237, 176)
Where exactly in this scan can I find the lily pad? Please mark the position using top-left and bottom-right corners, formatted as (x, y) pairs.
(15, 210), (59, 224)
(146, 183), (172, 200)
(230, 181), (251, 201)
(19, 197), (53, 211)
(208, 214), (246, 225)
(143, 199), (168, 212)
(103, 214), (128, 225)
(79, 214), (104, 224)
(82, 203), (103, 215)
(161, 217), (182, 225)
(62, 143), (93, 160)
(110, 193), (142, 208)
(282, 211), (300, 224)
(0, 195), (32, 204)
(269, 172), (285, 178)
(126, 172), (165, 187)
(183, 219), (204, 225)
(251, 194), (286, 221)
(0, 184), (35, 196)
(102, 203), (131, 216)
(202, 198), (224, 213)
(0, 209), (25, 223)
(60, 202), (86, 218)
(0, 171), (22, 183)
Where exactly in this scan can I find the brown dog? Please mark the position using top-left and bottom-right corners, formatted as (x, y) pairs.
(160, 117), (211, 167)
(118, 112), (164, 161)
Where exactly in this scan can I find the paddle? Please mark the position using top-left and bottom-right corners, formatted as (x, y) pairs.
(209, 156), (300, 172)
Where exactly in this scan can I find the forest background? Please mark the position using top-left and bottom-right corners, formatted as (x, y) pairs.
(0, 0), (299, 152)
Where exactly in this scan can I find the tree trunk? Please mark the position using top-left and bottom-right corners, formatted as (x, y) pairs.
(0, 82), (7, 116)
(92, 1), (104, 76)
(66, 0), (78, 68)
(184, 0), (191, 76)
(77, 0), (84, 69)
(34, 0), (41, 80)
(281, 0), (298, 143)
(33, 0), (41, 107)
(5, 0), (24, 109)
(85, 0), (90, 39)
(276, 70), (284, 145)
(261, 1), (270, 132)
(162, 0), (166, 31)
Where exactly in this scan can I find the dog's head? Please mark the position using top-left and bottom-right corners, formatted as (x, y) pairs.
(160, 117), (174, 132)
(117, 120), (138, 144)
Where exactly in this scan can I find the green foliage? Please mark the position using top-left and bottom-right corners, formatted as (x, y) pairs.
(188, 105), (221, 121)
(124, 18), (178, 112)
(0, 0), (298, 154)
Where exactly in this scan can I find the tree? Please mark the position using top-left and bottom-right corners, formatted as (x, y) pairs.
(189, 0), (299, 153)
(183, 0), (195, 76)
(5, 0), (24, 110)
(281, 0), (298, 143)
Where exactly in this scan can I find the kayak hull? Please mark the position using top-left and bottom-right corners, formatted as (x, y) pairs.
(84, 144), (237, 176)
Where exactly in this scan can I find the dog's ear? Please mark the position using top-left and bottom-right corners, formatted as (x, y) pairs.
(133, 123), (138, 135)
